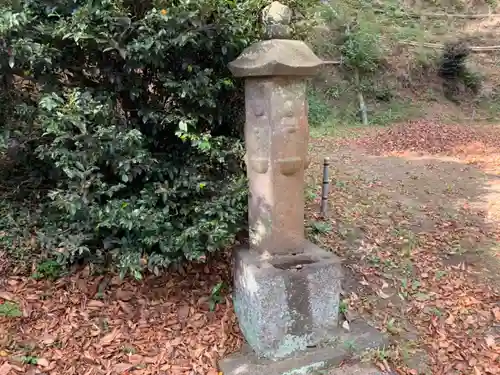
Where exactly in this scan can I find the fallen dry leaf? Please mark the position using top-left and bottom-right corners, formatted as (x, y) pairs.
(0, 362), (12, 375)
(445, 314), (455, 325)
(309, 121), (500, 375)
(100, 328), (120, 345)
(0, 251), (241, 375)
(128, 354), (143, 365)
(377, 290), (391, 299)
(493, 307), (500, 322)
(87, 300), (105, 308)
(342, 320), (350, 331)
(113, 363), (132, 372)
(1, 120), (500, 375)
(36, 358), (49, 367)
(485, 335), (496, 348)
(40, 334), (56, 345)
(0, 292), (15, 302)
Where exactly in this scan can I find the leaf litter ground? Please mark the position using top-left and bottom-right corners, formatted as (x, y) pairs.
(307, 121), (500, 374)
(0, 120), (499, 375)
(0, 255), (241, 375)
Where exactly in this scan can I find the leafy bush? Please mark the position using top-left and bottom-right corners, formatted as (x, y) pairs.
(315, 1), (384, 73)
(439, 41), (483, 100)
(0, 0), (269, 277)
(307, 88), (333, 126)
(32, 259), (63, 280)
(0, 0), (323, 277)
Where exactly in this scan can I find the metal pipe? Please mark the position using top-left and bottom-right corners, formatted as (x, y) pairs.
(320, 157), (330, 216)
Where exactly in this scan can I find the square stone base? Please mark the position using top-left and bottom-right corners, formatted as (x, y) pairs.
(233, 243), (343, 359)
(219, 320), (390, 375)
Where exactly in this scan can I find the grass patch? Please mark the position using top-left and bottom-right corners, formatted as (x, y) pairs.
(32, 259), (63, 280)
(0, 301), (22, 318)
(308, 87), (335, 127)
(308, 89), (422, 138)
(20, 356), (39, 365)
(310, 125), (366, 139)
(473, 90), (500, 122)
(370, 99), (423, 126)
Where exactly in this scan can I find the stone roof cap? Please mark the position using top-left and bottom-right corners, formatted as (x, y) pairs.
(228, 39), (325, 77)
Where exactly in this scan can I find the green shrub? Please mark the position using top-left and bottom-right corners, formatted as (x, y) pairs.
(308, 89), (332, 126)
(0, 0), (322, 277)
(0, 0), (270, 277)
(32, 259), (63, 280)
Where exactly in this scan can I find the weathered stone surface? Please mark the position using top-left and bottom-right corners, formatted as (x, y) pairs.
(232, 245), (343, 359)
(264, 23), (292, 39)
(327, 364), (395, 375)
(228, 40), (324, 78)
(262, 1), (293, 25)
(244, 77), (310, 254)
(262, 1), (293, 39)
(218, 320), (390, 375)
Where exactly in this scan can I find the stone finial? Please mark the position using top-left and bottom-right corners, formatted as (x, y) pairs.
(262, 1), (293, 39)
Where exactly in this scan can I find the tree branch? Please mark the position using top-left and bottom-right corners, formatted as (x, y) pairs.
(401, 41), (500, 52)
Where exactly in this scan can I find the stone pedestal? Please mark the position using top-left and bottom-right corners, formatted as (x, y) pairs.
(220, 321), (389, 375)
(233, 245), (343, 360)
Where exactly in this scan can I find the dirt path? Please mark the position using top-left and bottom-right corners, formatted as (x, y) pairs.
(310, 141), (500, 281)
(306, 124), (500, 374)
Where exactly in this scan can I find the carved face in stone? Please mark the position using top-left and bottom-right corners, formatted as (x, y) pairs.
(246, 81), (270, 174)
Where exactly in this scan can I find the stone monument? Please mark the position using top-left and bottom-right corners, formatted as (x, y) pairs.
(219, 2), (389, 374)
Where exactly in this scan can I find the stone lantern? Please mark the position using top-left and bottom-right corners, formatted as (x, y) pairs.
(219, 2), (389, 374)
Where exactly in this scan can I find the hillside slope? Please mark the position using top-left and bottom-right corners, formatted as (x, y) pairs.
(308, 0), (500, 130)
